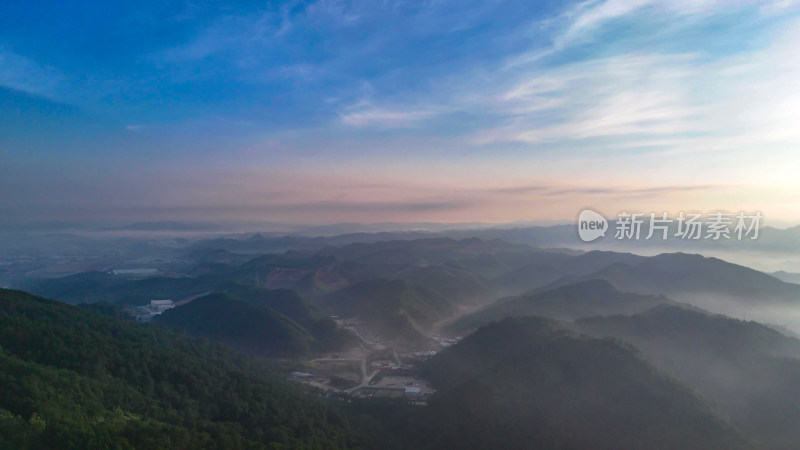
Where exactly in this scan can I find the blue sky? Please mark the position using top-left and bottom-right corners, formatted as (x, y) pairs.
(2, 0), (800, 226)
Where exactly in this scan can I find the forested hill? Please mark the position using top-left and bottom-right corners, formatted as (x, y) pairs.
(0, 288), (372, 449)
(417, 316), (752, 450)
(154, 292), (317, 357)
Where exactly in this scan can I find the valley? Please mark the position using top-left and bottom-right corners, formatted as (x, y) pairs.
(6, 230), (800, 448)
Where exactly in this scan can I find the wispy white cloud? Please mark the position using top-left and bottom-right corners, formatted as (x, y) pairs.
(0, 45), (61, 97)
(333, 2), (800, 137)
(475, 53), (701, 144)
(456, 11), (800, 161)
(339, 104), (434, 128)
(551, 0), (771, 50)
(556, 0), (656, 48)
(305, 0), (362, 26)
(156, 14), (272, 63)
(156, 0), (367, 65)
(336, 82), (437, 128)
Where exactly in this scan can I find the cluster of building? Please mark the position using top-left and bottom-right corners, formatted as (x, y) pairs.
(132, 299), (175, 322)
(370, 359), (413, 373)
(431, 334), (462, 348)
(354, 385), (428, 400)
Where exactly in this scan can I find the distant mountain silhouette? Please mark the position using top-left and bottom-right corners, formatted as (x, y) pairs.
(492, 250), (645, 294)
(539, 252), (800, 306)
(771, 270), (800, 285)
(318, 237), (540, 266)
(450, 279), (671, 334)
(394, 264), (493, 305)
(111, 221), (224, 231)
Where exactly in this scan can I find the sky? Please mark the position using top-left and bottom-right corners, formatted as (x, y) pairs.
(2, 0), (800, 227)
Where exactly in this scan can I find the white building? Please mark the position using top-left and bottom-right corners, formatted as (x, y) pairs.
(404, 387), (421, 397)
(149, 299), (175, 313)
(130, 299), (175, 322)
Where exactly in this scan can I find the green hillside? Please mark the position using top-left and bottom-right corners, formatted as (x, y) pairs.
(0, 289), (369, 449)
(217, 284), (348, 342)
(155, 293), (318, 357)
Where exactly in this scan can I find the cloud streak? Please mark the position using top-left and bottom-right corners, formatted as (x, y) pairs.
(0, 46), (61, 98)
